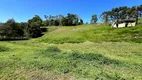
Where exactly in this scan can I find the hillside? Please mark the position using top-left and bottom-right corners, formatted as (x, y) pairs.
(0, 24), (142, 80)
(38, 24), (142, 43)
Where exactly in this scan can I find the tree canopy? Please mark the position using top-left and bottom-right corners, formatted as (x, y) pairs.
(100, 4), (142, 24)
(44, 13), (84, 26)
(28, 15), (43, 38)
(0, 19), (27, 40)
(91, 14), (98, 24)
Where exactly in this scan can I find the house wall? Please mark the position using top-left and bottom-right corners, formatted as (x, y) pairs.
(118, 23), (126, 28)
(112, 22), (136, 28)
(127, 22), (136, 27)
(112, 23), (126, 28)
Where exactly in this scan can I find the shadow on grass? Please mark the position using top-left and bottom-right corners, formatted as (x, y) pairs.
(0, 34), (44, 41)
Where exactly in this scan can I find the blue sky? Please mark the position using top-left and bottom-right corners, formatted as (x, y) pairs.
(0, 0), (142, 23)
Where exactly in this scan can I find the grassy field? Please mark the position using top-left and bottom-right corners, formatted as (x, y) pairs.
(0, 24), (142, 80)
(39, 24), (142, 43)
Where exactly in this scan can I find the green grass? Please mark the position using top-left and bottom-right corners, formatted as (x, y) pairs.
(38, 24), (142, 44)
(0, 46), (10, 52)
(0, 24), (142, 80)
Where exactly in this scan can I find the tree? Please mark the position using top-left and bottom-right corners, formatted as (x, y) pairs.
(138, 5), (142, 18)
(67, 13), (75, 26)
(126, 8), (133, 19)
(135, 6), (139, 24)
(28, 15), (43, 38)
(79, 19), (84, 25)
(100, 11), (110, 25)
(44, 15), (61, 26)
(0, 19), (26, 40)
(61, 17), (68, 26)
(66, 13), (81, 26)
(74, 18), (79, 25)
(43, 14), (82, 26)
(100, 5), (142, 26)
(58, 14), (64, 26)
(126, 6), (139, 24)
(53, 20), (60, 26)
(0, 20), (13, 39)
(42, 20), (49, 26)
(3, 19), (18, 38)
(14, 23), (25, 38)
(91, 14), (98, 24)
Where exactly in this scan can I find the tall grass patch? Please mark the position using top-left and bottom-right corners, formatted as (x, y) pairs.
(0, 46), (10, 52)
(32, 49), (141, 79)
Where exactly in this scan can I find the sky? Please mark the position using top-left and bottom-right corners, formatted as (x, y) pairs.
(0, 0), (142, 23)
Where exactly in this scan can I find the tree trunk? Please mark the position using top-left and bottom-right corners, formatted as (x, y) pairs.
(136, 6), (139, 25)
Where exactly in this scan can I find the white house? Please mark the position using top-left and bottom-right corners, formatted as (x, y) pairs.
(112, 20), (136, 28)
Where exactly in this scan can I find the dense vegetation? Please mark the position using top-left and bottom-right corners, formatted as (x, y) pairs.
(0, 19), (28, 40)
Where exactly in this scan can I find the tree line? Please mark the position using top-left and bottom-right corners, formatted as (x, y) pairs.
(0, 13), (84, 40)
(0, 19), (28, 40)
(100, 4), (142, 25)
(43, 13), (84, 26)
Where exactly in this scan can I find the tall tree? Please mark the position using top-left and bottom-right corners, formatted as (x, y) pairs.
(28, 15), (42, 38)
(91, 14), (98, 24)
(79, 19), (84, 25)
(100, 5), (142, 26)
(138, 5), (142, 18)
(100, 11), (111, 25)
(0, 19), (26, 39)
(61, 17), (68, 26)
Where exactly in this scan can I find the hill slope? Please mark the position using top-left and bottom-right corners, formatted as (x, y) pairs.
(0, 24), (142, 80)
(38, 24), (142, 44)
